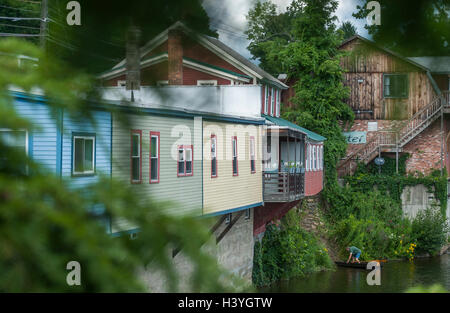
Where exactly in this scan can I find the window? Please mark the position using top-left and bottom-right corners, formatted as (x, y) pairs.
(313, 146), (317, 171)
(245, 208), (250, 220)
(383, 74), (408, 98)
(0, 129), (28, 173)
(73, 134), (95, 176)
(225, 213), (231, 224)
(307, 144), (311, 171)
(271, 87), (275, 115)
(117, 80), (126, 87)
(157, 80), (169, 86)
(150, 131), (160, 183)
(232, 136), (238, 176)
(320, 146), (324, 170)
(276, 90), (281, 117)
(197, 80), (217, 86)
(264, 86), (269, 114)
(178, 145), (193, 177)
(211, 135), (217, 178)
(131, 130), (141, 183)
(250, 136), (256, 174)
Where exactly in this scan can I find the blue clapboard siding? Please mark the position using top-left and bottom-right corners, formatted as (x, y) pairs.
(12, 96), (58, 173)
(61, 110), (112, 183)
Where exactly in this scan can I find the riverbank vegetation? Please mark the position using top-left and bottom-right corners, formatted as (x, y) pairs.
(252, 211), (333, 287)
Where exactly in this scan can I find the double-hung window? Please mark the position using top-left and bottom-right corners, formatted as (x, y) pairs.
(276, 90), (281, 117)
(250, 136), (256, 174)
(131, 130), (142, 183)
(178, 145), (193, 176)
(264, 86), (269, 114)
(271, 87), (275, 116)
(211, 135), (217, 178)
(383, 74), (408, 98)
(73, 134), (95, 176)
(232, 136), (238, 176)
(313, 146), (317, 171)
(150, 131), (160, 183)
(0, 129), (28, 174)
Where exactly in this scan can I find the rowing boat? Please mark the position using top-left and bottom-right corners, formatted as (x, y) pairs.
(335, 261), (384, 269)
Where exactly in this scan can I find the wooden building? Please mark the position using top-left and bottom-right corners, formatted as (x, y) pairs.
(336, 35), (450, 176)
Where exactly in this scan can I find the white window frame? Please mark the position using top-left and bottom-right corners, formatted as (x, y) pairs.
(320, 146), (324, 170)
(178, 145), (193, 177)
(211, 135), (217, 178)
(73, 135), (95, 175)
(276, 89), (281, 117)
(264, 86), (269, 114)
(117, 80), (126, 87)
(306, 144), (310, 171)
(271, 87), (275, 116)
(312, 145), (316, 171)
(197, 80), (217, 86)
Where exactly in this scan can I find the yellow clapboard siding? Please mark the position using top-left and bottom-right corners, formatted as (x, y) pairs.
(203, 121), (263, 214)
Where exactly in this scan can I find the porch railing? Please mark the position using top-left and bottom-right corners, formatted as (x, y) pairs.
(263, 171), (305, 202)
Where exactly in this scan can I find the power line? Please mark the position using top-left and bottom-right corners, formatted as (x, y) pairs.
(0, 32), (43, 37)
(0, 22), (40, 30)
(0, 16), (46, 21)
(0, 4), (40, 13)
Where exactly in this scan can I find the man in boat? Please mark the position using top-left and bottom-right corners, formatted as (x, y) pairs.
(346, 246), (361, 264)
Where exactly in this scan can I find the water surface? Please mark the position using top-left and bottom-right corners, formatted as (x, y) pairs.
(261, 254), (450, 292)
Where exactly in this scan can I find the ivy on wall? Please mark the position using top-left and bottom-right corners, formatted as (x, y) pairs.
(346, 154), (448, 217)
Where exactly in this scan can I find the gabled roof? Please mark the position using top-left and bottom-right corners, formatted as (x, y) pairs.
(102, 21), (288, 89)
(339, 35), (429, 72)
(262, 114), (326, 142)
(407, 57), (450, 74)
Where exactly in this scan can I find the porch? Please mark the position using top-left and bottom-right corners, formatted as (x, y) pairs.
(263, 125), (306, 203)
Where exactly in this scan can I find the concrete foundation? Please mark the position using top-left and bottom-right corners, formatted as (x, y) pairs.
(139, 208), (254, 292)
(401, 184), (436, 219)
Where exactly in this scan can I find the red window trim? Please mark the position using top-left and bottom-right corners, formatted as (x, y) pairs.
(232, 136), (239, 176)
(130, 129), (142, 184)
(211, 134), (218, 178)
(177, 144), (194, 177)
(261, 86), (265, 114)
(149, 131), (160, 184)
(250, 136), (256, 174)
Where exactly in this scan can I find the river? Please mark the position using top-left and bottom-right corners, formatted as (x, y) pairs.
(261, 253), (450, 293)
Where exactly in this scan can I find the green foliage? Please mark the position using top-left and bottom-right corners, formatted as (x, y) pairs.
(405, 284), (448, 293)
(411, 206), (449, 255)
(353, 0), (450, 56)
(0, 38), (234, 292)
(346, 167), (448, 217)
(252, 210), (332, 287)
(338, 21), (357, 40)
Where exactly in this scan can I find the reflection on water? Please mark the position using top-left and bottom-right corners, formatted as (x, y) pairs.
(261, 254), (450, 293)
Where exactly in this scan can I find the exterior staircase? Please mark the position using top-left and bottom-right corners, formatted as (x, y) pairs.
(338, 92), (449, 177)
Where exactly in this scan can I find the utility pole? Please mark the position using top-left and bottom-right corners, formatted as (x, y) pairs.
(40, 0), (48, 50)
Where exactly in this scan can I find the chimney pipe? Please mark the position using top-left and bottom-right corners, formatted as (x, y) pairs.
(126, 26), (141, 91)
(168, 29), (183, 85)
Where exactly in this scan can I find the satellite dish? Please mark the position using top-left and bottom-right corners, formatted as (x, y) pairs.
(374, 157), (385, 166)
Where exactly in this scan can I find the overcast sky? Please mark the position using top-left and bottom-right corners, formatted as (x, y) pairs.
(202, 0), (369, 63)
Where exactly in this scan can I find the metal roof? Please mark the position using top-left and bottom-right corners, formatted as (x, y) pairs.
(262, 114), (326, 142)
(407, 57), (450, 74)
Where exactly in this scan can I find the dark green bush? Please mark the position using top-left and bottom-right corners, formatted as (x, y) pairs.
(411, 206), (449, 255)
(252, 211), (332, 287)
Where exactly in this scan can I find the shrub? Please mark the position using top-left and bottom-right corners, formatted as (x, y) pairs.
(411, 206), (449, 255)
(252, 211), (332, 287)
